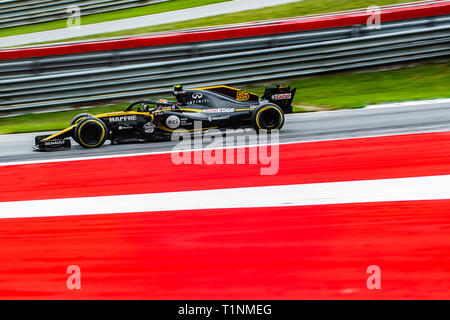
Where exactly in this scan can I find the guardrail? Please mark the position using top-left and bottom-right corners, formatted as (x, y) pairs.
(0, 0), (170, 29)
(1, 13), (449, 114)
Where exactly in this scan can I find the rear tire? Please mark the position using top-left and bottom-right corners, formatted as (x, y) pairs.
(251, 104), (285, 132)
(73, 117), (107, 148)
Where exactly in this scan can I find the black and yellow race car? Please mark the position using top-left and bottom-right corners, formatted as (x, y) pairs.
(34, 84), (296, 151)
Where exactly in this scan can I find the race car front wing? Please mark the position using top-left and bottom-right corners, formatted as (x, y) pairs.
(34, 131), (72, 151)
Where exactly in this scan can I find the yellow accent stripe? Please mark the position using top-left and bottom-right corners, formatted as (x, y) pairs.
(193, 85), (258, 97)
(178, 108), (203, 113)
(43, 125), (76, 141)
(95, 111), (151, 118)
(158, 108), (203, 113)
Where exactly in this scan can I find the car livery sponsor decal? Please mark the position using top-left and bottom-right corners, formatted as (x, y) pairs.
(188, 99), (210, 104)
(109, 115), (137, 122)
(165, 115), (181, 129)
(180, 118), (192, 126)
(143, 122), (156, 134)
(236, 91), (250, 101)
(117, 125), (132, 130)
(202, 108), (235, 113)
(272, 93), (292, 100)
(208, 115), (230, 121)
(188, 92), (211, 105)
(44, 140), (66, 146)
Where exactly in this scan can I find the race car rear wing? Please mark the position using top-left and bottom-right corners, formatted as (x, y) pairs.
(261, 85), (297, 114)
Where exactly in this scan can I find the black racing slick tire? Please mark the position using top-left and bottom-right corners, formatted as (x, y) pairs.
(70, 113), (93, 126)
(73, 117), (107, 148)
(251, 104), (285, 132)
(71, 113), (94, 144)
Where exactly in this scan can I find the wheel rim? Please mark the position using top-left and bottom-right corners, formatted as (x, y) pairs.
(258, 108), (282, 129)
(80, 122), (103, 145)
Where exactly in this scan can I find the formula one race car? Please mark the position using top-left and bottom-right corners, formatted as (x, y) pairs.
(34, 84), (296, 151)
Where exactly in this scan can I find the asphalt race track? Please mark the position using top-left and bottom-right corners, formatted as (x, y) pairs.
(1, 101), (450, 164)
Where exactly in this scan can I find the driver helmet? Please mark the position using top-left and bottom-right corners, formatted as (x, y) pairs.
(157, 99), (168, 106)
(173, 85), (184, 96)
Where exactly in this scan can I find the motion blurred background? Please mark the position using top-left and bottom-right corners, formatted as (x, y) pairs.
(0, 0), (448, 132)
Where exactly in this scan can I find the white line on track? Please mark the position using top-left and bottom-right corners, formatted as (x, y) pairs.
(366, 98), (450, 109)
(1, 175), (450, 219)
(0, 0), (300, 47)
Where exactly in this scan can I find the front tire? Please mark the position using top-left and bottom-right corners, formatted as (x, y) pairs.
(251, 104), (285, 132)
(70, 113), (93, 126)
(73, 117), (107, 148)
